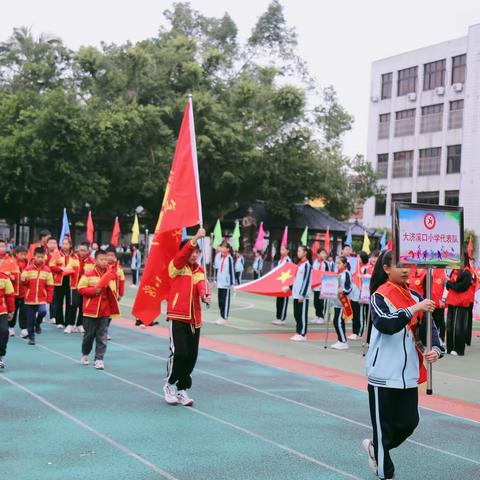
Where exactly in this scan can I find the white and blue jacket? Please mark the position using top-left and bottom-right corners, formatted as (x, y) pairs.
(366, 289), (443, 389)
(312, 258), (329, 292)
(276, 255), (292, 268)
(292, 260), (312, 300)
(331, 269), (352, 308)
(217, 254), (235, 289)
(234, 255), (245, 273)
(253, 256), (264, 274)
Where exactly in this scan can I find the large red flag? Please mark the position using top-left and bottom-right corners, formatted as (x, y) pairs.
(110, 217), (121, 247)
(324, 227), (331, 253)
(86, 211), (95, 244)
(132, 98), (202, 325)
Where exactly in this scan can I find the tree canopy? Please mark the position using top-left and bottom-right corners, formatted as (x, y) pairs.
(0, 1), (379, 231)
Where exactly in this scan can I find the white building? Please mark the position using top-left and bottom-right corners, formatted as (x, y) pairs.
(363, 24), (480, 236)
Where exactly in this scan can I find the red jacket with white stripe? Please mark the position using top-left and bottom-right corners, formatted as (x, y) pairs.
(0, 273), (15, 314)
(21, 263), (54, 305)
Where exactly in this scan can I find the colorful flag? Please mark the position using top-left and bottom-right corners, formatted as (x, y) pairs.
(311, 232), (321, 256)
(380, 231), (387, 251)
(387, 239), (393, 250)
(131, 214), (140, 245)
(212, 219), (223, 249)
(467, 236), (473, 259)
(281, 226), (288, 248)
(345, 228), (352, 246)
(324, 226), (331, 253)
(86, 211), (95, 244)
(353, 255), (362, 289)
(132, 97), (203, 325)
(59, 208), (70, 245)
(231, 221), (241, 251)
(300, 226), (308, 245)
(111, 217), (121, 247)
(362, 232), (371, 254)
(254, 222), (265, 252)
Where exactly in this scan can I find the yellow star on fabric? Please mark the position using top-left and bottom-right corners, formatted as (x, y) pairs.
(277, 269), (293, 284)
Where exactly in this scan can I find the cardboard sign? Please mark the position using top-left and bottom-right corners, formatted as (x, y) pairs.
(320, 272), (339, 299)
(394, 203), (464, 267)
(359, 275), (371, 304)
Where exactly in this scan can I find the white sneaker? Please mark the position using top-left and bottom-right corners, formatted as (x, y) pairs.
(290, 334), (307, 342)
(76, 325), (85, 334)
(450, 350), (458, 356)
(49, 317), (56, 324)
(177, 389), (194, 406)
(64, 325), (73, 334)
(94, 359), (104, 370)
(20, 329), (28, 338)
(163, 383), (179, 405)
(272, 319), (286, 326)
(139, 324), (146, 329)
(130, 284), (138, 289)
(81, 355), (89, 366)
(362, 439), (377, 475)
(71, 326), (78, 333)
(8, 328), (15, 337)
(215, 318), (228, 325)
(0, 357), (5, 369)
(107, 335), (112, 340)
(56, 324), (64, 330)
(348, 334), (360, 341)
(310, 317), (323, 324)
(331, 341), (349, 350)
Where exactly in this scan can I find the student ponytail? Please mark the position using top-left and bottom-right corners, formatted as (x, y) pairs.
(370, 249), (393, 294)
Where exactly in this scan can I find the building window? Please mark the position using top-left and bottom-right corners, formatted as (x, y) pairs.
(381, 73), (393, 99)
(392, 151), (413, 178)
(378, 113), (390, 139)
(445, 190), (460, 206)
(420, 104), (443, 133)
(374, 194), (386, 216)
(447, 145), (461, 173)
(448, 99), (464, 129)
(423, 59), (446, 90)
(452, 54), (466, 84)
(418, 147), (441, 176)
(397, 66), (417, 96)
(394, 109), (415, 137)
(391, 193), (412, 212)
(377, 154), (388, 179)
(417, 191), (440, 205)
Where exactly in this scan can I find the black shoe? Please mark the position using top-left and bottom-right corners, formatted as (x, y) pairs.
(28, 337), (35, 345)
(0, 357), (5, 369)
(35, 325), (42, 334)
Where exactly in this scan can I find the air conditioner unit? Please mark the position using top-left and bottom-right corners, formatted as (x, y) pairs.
(371, 95), (379, 103)
(407, 92), (417, 101)
(435, 86), (445, 96)
(453, 82), (464, 92)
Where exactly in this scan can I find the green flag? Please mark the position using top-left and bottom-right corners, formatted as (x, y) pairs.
(212, 219), (223, 248)
(231, 221), (240, 251)
(301, 226), (308, 245)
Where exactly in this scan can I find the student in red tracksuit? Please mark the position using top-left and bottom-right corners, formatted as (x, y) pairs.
(8, 246), (28, 338)
(466, 260), (477, 347)
(163, 228), (210, 407)
(105, 245), (125, 338)
(431, 268), (447, 343)
(78, 250), (120, 370)
(0, 271), (16, 369)
(408, 268), (426, 297)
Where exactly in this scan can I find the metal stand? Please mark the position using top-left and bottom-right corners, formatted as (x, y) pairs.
(323, 299), (330, 349)
(426, 267), (433, 395)
(361, 305), (371, 357)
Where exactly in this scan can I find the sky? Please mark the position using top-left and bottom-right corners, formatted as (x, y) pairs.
(2, 0), (480, 158)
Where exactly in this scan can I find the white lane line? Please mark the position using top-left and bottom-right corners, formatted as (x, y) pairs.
(0, 374), (178, 480)
(106, 339), (480, 466)
(35, 344), (362, 480)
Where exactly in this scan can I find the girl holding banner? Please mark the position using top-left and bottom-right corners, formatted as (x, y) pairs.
(272, 245), (292, 326)
(364, 250), (443, 480)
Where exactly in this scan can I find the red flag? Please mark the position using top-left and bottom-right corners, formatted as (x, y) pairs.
(324, 227), (331, 253)
(86, 211), (95, 244)
(311, 232), (321, 256)
(132, 98), (202, 325)
(353, 255), (362, 289)
(235, 262), (297, 297)
(467, 236), (473, 259)
(387, 240), (393, 250)
(110, 217), (120, 247)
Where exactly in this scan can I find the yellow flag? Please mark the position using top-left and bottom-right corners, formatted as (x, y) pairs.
(362, 232), (371, 254)
(131, 214), (140, 244)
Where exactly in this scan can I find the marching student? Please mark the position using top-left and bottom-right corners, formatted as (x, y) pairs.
(445, 254), (473, 356)
(0, 271), (16, 369)
(363, 249), (443, 480)
(9, 246), (28, 338)
(311, 248), (329, 324)
(327, 255), (335, 273)
(365, 250), (381, 344)
(252, 250), (264, 279)
(215, 243), (235, 325)
(45, 237), (59, 324)
(130, 244), (142, 287)
(78, 250), (120, 370)
(0, 239), (9, 261)
(234, 250), (245, 285)
(285, 245), (312, 342)
(432, 268), (447, 343)
(105, 246), (125, 338)
(22, 247), (54, 345)
(272, 245), (292, 326)
(330, 256), (353, 350)
(466, 259), (477, 347)
(27, 229), (51, 260)
(163, 228), (210, 406)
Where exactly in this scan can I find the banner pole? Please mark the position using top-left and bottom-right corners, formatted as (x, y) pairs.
(426, 266), (433, 395)
(323, 298), (330, 349)
(362, 305), (371, 357)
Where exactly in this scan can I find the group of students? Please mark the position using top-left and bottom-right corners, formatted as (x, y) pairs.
(0, 230), (128, 370)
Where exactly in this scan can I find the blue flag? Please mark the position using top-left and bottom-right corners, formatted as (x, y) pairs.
(59, 208), (71, 244)
(181, 227), (187, 241)
(345, 228), (352, 246)
(380, 231), (387, 251)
